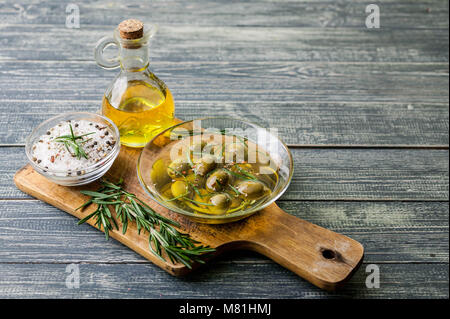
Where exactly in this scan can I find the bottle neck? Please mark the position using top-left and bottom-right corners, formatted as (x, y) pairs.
(119, 44), (149, 72)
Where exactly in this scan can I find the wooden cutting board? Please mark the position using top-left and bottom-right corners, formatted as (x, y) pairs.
(14, 144), (364, 291)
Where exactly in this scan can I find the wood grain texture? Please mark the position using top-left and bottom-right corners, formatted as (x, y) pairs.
(2, 0), (448, 29)
(1, 147), (448, 200)
(0, 25), (448, 63)
(0, 200), (447, 264)
(14, 145), (365, 290)
(1, 101), (448, 146)
(0, 263), (447, 299)
(0, 0), (448, 299)
(0, 61), (448, 103)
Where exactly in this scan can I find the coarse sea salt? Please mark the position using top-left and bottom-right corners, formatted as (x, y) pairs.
(31, 120), (116, 176)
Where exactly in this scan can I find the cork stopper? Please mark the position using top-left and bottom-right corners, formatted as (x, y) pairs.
(118, 19), (144, 40)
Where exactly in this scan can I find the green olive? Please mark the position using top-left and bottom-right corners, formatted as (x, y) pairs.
(167, 158), (190, 179)
(190, 139), (207, 153)
(151, 159), (170, 188)
(171, 181), (190, 198)
(209, 193), (231, 214)
(236, 180), (270, 201)
(206, 169), (230, 192)
(185, 173), (206, 188)
(201, 143), (224, 161)
(194, 154), (217, 176)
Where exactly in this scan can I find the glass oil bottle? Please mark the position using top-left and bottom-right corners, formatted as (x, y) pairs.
(95, 19), (174, 148)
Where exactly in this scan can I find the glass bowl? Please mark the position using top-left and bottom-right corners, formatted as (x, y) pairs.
(25, 112), (120, 186)
(137, 117), (294, 224)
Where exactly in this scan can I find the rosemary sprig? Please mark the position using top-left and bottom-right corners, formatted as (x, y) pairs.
(165, 192), (189, 202)
(228, 184), (241, 196)
(186, 180), (204, 198)
(186, 150), (194, 168)
(77, 201), (118, 240)
(77, 179), (215, 268)
(54, 124), (95, 159)
(233, 164), (258, 180)
(182, 197), (215, 206)
(223, 167), (257, 181)
(236, 135), (248, 149)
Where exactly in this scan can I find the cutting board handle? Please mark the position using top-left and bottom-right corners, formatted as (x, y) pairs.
(229, 203), (364, 290)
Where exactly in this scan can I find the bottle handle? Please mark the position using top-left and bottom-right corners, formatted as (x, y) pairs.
(94, 36), (120, 69)
(145, 24), (158, 39)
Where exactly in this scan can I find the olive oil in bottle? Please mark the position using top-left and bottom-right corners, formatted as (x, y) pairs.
(95, 19), (175, 148)
(102, 80), (174, 147)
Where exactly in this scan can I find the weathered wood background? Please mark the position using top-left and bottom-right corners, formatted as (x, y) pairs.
(0, 0), (448, 298)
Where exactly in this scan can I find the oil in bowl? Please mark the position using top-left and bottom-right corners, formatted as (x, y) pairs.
(138, 118), (293, 224)
(151, 134), (279, 216)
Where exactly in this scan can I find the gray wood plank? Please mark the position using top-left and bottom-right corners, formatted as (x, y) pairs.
(0, 200), (447, 264)
(286, 148), (449, 201)
(0, 25), (448, 63)
(1, 100), (448, 146)
(0, 0), (448, 300)
(0, 61), (448, 104)
(0, 262), (447, 298)
(2, 147), (448, 200)
(1, 0), (448, 29)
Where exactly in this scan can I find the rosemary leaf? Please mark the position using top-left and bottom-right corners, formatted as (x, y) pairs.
(183, 197), (215, 206)
(234, 164), (258, 180)
(55, 124), (94, 160)
(223, 167), (257, 181)
(77, 179), (214, 267)
(228, 184), (241, 196)
(165, 192), (189, 202)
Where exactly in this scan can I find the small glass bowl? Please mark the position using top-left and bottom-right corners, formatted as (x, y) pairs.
(137, 117), (294, 224)
(25, 112), (120, 186)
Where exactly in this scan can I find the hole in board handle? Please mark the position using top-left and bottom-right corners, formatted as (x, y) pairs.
(321, 249), (336, 260)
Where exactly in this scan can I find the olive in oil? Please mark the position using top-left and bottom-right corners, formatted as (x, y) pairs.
(150, 134), (279, 216)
